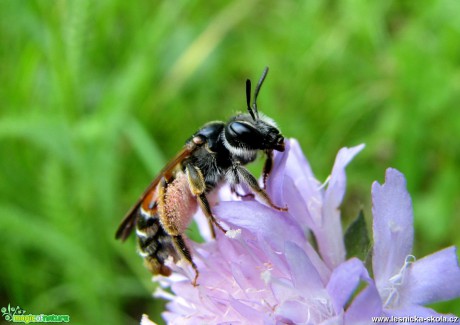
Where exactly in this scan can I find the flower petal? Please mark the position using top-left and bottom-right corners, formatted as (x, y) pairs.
(228, 297), (262, 322)
(319, 314), (344, 325)
(325, 144), (366, 214)
(344, 279), (383, 323)
(400, 246), (460, 306)
(266, 138), (291, 208)
(214, 201), (306, 254)
(318, 144), (365, 268)
(285, 241), (325, 292)
(268, 139), (322, 232)
(372, 168), (414, 290)
(275, 299), (311, 324)
(326, 258), (370, 314)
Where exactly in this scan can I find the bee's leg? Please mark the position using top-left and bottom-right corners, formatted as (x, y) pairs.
(234, 165), (287, 212)
(230, 184), (255, 199)
(262, 150), (274, 189)
(157, 177), (199, 286)
(185, 163), (227, 237)
(198, 193), (228, 237)
(171, 234), (199, 286)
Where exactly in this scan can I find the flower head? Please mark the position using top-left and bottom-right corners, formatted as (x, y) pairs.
(142, 139), (460, 324)
(346, 168), (460, 322)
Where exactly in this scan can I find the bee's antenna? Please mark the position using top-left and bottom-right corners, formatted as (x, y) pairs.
(246, 79), (256, 121)
(252, 66), (269, 119)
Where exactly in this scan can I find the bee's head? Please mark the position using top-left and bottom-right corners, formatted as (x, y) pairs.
(224, 113), (284, 152)
(223, 67), (284, 153)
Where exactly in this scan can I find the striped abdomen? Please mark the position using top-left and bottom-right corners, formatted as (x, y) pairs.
(136, 172), (198, 276)
(136, 214), (178, 276)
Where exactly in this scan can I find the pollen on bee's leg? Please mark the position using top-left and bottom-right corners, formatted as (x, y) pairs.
(161, 173), (198, 234)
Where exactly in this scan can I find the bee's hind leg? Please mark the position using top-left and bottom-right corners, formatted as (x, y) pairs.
(171, 234), (199, 286)
(197, 193), (227, 237)
(185, 163), (227, 238)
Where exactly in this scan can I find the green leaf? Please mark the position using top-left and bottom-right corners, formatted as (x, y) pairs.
(345, 210), (371, 262)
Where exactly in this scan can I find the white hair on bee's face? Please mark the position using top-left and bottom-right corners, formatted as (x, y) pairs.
(220, 131), (258, 161)
(257, 112), (278, 129)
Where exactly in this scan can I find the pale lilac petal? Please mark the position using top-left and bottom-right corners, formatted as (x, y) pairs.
(281, 175), (314, 231)
(318, 144), (365, 268)
(400, 246), (460, 306)
(214, 201), (306, 253)
(275, 243), (335, 324)
(326, 258), (369, 314)
(275, 299), (311, 324)
(285, 241), (325, 292)
(268, 139), (319, 203)
(325, 144), (366, 212)
(345, 279), (383, 323)
(231, 260), (263, 291)
(268, 139), (322, 232)
(269, 276), (300, 305)
(286, 139), (323, 228)
(372, 168), (414, 289)
(215, 201), (330, 282)
(275, 296), (336, 324)
(228, 297), (261, 322)
(266, 138), (291, 207)
(319, 314), (344, 325)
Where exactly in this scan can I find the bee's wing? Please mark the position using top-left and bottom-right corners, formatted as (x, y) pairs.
(115, 145), (197, 241)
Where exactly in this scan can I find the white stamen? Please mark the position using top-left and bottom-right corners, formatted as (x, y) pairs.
(383, 254), (416, 308)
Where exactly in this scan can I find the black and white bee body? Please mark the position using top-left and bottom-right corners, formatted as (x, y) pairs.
(116, 67), (287, 286)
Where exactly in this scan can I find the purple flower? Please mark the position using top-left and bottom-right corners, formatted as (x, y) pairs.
(346, 168), (460, 323)
(141, 139), (460, 324)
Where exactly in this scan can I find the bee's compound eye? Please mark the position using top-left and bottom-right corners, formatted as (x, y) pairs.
(225, 121), (263, 149)
(227, 122), (254, 138)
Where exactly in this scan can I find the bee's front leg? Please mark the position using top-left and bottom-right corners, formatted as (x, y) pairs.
(262, 150), (274, 189)
(234, 164), (287, 212)
(230, 184), (255, 199)
(185, 163), (227, 238)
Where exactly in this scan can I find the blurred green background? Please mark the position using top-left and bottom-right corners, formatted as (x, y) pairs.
(1, 0), (459, 323)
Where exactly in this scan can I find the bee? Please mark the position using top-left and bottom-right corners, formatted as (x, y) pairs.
(115, 67), (286, 286)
